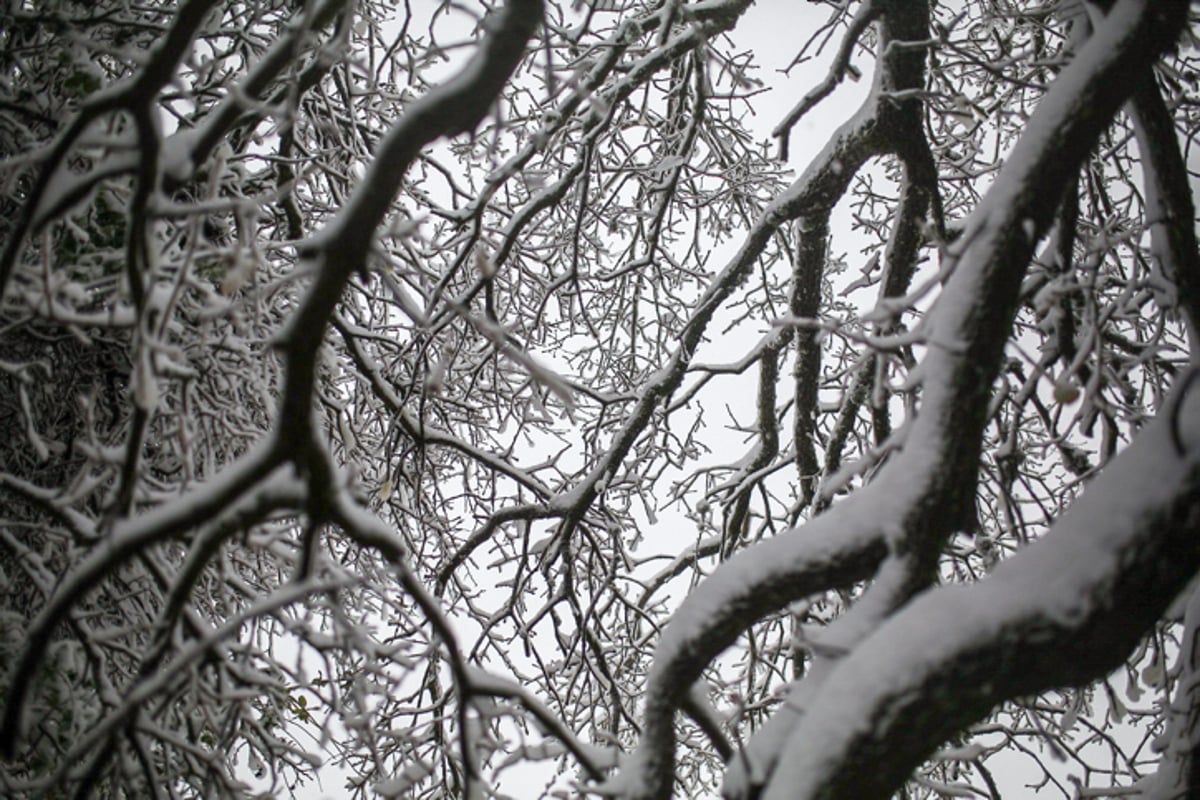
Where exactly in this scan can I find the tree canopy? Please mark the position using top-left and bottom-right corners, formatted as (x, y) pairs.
(1, 0), (1200, 798)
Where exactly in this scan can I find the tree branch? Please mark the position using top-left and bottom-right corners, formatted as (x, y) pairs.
(619, 0), (1189, 795)
(760, 369), (1200, 799)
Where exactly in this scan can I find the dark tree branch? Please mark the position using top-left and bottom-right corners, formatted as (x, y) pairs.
(759, 371), (1200, 799)
(620, 0), (1190, 795)
(1130, 72), (1200, 342)
(279, 0), (545, 446)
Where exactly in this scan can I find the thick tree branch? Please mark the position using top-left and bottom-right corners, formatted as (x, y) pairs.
(618, 1), (1189, 796)
(791, 215), (825, 508)
(278, 0), (544, 446)
(1129, 72), (1200, 343)
(0, 0), (222, 298)
(760, 371), (1200, 799)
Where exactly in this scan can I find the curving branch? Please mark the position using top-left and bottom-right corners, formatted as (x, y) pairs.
(1129, 71), (1200, 343)
(760, 371), (1200, 799)
(617, 1), (1190, 795)
(773, 0), (880, 161)
(0, 0), (223, 297)
(278, 0), (545, 446)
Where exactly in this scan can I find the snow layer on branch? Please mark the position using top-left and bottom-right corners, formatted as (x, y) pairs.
(622, 1), (1189, 795)
(759, 376), (1200, 799)
(922, 0), (1159, 358)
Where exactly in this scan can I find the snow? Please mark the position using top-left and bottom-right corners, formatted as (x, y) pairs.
(372, 759), (433, 797)
(648, 492), (880, 668)
(31, 152), (139, 232)
(45, 575), (348, 780)
(757, 373), (1200, 799)
(616, 2), (1192, 795)
(1144, 549), (1200, 797)
(158, 127), (202, 184)
(0, 441), (300, 750)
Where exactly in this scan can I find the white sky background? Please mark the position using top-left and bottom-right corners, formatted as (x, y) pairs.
(259, 1), (1186, 797)
(302, 2), (939, 797)
(9, 0), (1186, 797)
(288, 3), (874, 797)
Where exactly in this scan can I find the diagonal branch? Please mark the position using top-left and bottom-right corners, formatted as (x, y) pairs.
(0, 0), (222, 298)
(773, 0), (880, 161)
(618, 0), (1190, 796)
(1129, 72), (1200, 343)
(760, 370), (1200, 799)
(277, 0), (545, 447)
